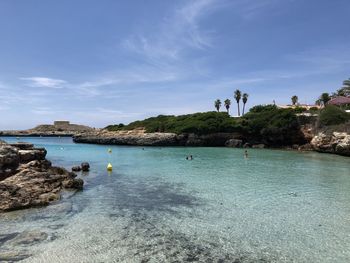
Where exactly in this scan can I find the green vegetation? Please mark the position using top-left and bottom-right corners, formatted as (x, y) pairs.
(106, 112), (238, 134)
(319, 105), (350, 127)
(241, 105), (302, 145)
(106, 105), (304, 145)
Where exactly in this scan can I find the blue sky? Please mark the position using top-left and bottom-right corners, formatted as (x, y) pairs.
(0, 0), (349, 129)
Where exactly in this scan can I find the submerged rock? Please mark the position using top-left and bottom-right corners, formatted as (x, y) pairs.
(9, 231), (48, 246)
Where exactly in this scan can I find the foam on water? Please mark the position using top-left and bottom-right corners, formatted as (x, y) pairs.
(1, 137), (350, 262)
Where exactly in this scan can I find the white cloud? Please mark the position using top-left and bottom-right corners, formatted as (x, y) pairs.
(122, 0), (218, 61)
(21, 77), (67, 88)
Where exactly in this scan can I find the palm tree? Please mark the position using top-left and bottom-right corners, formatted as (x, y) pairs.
(319, 93), (330, 106)
(214, 99), (221, 112)
(291, 95), (298, 106)
(234, 89), (242, 116)
(242, 93), (249, 115)
(224, 99), (231, 114)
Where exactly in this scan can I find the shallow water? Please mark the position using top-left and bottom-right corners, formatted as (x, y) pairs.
(1, 137), (350, 262)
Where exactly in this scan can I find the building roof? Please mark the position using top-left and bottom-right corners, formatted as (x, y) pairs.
(328, 96), (350, 105)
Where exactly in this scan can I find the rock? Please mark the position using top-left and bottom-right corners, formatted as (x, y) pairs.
(18, 148), (47, 163)
(10, 231), (48, 245)
(62, 178), (84, 190)
(298, 143), (313, 151)
(311, 132), (350, 156)
(73, 130), (243, 147)
(39, 193), (60, 203)
(252, 144), (265, 149)
(9, 142), (34, 150)
(81, 162), (90, 172)
(225, 139), (243, 148)
(243, 143), (251, 148)
(0, 145), (19, 180)
(0, 251), (32, 262)
(0, 141), (84, 213)
(72, 166), (81, 172)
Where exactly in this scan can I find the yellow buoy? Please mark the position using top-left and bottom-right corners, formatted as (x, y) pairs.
(107, 163), (113, 171)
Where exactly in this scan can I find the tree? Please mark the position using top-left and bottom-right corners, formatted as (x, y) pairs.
(336, 78), (350, 97)
(234, 89), (242, 116)
(242, 93), (249, 115)
(214, 99), (222, 112)
(291, 95), (298, 105)
(224, 99), (231, 114)
(319, 93), (331, 106)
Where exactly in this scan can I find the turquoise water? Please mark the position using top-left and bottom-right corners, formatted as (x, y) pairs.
(1, 137), (350, 262)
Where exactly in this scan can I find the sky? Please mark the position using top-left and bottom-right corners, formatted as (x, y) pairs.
(0, 0), (349, 129)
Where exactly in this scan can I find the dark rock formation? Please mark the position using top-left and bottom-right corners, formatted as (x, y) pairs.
(81, 162), (90, 172)
(72, 166), (82, 172)
(0, 141), (84, 212)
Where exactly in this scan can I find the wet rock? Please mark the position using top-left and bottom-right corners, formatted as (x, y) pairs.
(63, 178), (84, 190)
(81, 162), (90, 172)
(72, 165), (81, 172)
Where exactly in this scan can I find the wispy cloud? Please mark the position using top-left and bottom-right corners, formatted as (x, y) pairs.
(122, 0), (218, 61)
(21, 77), (67, 88)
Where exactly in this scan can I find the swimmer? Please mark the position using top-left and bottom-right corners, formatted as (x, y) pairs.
(244, 150), (248, 158)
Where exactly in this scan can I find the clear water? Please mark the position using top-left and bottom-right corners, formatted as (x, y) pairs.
(1, 137), (350, 262)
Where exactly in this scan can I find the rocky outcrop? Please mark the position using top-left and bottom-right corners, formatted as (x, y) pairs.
(0, 123), (95, 137)
(0, 141), (84, 212)
(73, 130), (243, 147)
(311, 132), (350, 156)
(225, 139), (243, 148)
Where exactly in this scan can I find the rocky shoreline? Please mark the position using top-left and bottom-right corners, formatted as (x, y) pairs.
(0, 140), (84, 212)
(73, 130), (243, 147)
(71, 128), (350, 156)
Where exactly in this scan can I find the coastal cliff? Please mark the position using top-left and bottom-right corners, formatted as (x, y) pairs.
(0, 140), (83, 212)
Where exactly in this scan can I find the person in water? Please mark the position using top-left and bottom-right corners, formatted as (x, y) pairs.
(244, 150), (248, 158)
(186, 155), (193, 160)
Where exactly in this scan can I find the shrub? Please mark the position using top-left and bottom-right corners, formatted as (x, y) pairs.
(105, 112), (240, 135)
(319, 105), (350, 126)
